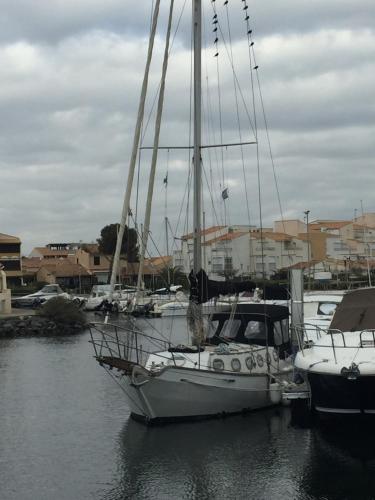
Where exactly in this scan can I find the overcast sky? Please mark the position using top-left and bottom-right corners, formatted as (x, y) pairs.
(1, 0), (374, 255)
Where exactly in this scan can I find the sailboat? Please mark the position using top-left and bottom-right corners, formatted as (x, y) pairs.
(89, 0), (294, 423)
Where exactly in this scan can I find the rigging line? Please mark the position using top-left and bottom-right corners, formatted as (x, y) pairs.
(244, 12), (264, 280)
(250, 34), (285, 234)
(171, 168), (191, 251)
(212, 6), (256, 139)
(202, 10), (217, 228)
(211, 3), (225, 198)
(139, 141), (256, 150)
(185, 158), (193, 240)
(129, 213), (174, 287)
(224, 1), (251, 258)
(201, 159), (225, 231)
(248, 35), (296, 276)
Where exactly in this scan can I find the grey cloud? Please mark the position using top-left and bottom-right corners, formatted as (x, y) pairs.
(1, 0), (375, 255)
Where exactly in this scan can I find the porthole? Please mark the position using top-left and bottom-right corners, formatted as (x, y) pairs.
(231, 358), (241, 372)
(256, 353), (264, 368)
(213, 358), (225, 371)
(246, 355), (256, 371)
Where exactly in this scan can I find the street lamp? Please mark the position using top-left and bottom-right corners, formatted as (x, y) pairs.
(304, 210), (310, 289)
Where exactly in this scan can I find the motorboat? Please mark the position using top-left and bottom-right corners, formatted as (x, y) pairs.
(11, 284), (70, 308)
(294, 288), (375, 415)
(85, 284), (137, 311)
(90, 302), (294, 423)
(151, 297), (231, 317)
(303, 291), (344, 342)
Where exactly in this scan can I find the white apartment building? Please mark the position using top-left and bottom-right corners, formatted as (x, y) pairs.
(173, 226), (309, 279)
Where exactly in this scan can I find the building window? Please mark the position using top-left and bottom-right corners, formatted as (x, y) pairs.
(0, 260), (21, 271)
(224, 257), (233, 271)
(0, 243), (20, 253)
(94, 255), (101, 266)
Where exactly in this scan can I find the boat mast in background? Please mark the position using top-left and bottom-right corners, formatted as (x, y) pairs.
(108, 0), (161, 304)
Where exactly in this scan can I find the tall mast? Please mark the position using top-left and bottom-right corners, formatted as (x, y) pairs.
(193, 0), (202, 274)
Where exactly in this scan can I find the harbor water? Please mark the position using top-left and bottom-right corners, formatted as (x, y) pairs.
(1, 316), (375, 500)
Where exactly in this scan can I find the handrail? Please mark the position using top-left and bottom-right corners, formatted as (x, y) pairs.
(295, 325), (375, 367)
(88, 322), (171, 366)
(359, 329), (375, 347)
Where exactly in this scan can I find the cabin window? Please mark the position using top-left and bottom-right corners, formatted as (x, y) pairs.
(245, 355), (256, 371)
(220, 319), (241, 339)
(212, 359), (224, 371)
(244, 321), (266, 340)
(274, 319), (289, 345)
(317, 302), (337, 316)
(231, 358), (241, 372)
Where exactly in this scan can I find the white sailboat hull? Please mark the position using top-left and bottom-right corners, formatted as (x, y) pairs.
(118, 365), (290, 423)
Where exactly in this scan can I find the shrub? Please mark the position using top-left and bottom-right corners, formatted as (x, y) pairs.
(39, 297), (86, 325)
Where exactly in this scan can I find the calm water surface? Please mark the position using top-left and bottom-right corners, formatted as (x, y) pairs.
(1, 316), (375, 500)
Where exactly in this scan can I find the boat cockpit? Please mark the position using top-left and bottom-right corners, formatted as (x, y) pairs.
(206, 303), (290, 356)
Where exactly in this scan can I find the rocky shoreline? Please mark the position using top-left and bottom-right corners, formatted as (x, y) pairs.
(0, 315), (86, 338)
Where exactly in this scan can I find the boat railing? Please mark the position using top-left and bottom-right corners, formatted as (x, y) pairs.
(295, 323), (328, 347)
(296, 326), (375, 364)
(88, 321), (170, 366)
(295, 325), (347, 363)
(359, 330), (375, 347)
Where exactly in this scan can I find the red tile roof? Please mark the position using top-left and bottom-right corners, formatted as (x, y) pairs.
(181, 226), (225, 241)
(203, 232), (248, 246)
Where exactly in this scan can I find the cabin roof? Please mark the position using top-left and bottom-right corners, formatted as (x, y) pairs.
(330, 288), (375, 331)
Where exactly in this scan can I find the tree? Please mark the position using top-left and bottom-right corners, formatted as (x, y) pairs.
(97, 224), (139, 263)
(157, 266), (188, 289)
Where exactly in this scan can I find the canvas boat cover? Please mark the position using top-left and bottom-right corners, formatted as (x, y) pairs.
(189, 269), (289, 304)
(330, 288), (375, 332)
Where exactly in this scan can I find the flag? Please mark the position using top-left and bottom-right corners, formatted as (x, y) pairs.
(163, 174), (168, 186)
(222, 187), (229, 200)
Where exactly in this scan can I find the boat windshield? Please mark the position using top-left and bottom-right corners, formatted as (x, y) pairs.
(40, 285), (61, 294)
(219, 319), (241, 339)
(244, 321), (266, 341)
(317, 302), (337, 316)
(273, 319), (289, 345)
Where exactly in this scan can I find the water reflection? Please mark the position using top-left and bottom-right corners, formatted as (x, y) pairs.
(300, 420), (375, 500)
(103, 408), (309, 500)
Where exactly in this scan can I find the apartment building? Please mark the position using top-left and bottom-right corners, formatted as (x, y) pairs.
(0, 232), (22, 285)
(173, 226), (309, 279)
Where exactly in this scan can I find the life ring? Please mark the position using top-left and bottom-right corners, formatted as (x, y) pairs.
(131, 365), (150, 386)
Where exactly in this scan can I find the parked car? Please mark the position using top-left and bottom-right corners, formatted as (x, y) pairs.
(11, 284), (70, 308)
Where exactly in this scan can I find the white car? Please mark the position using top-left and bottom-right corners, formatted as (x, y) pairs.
(12, 284), (70, 308)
